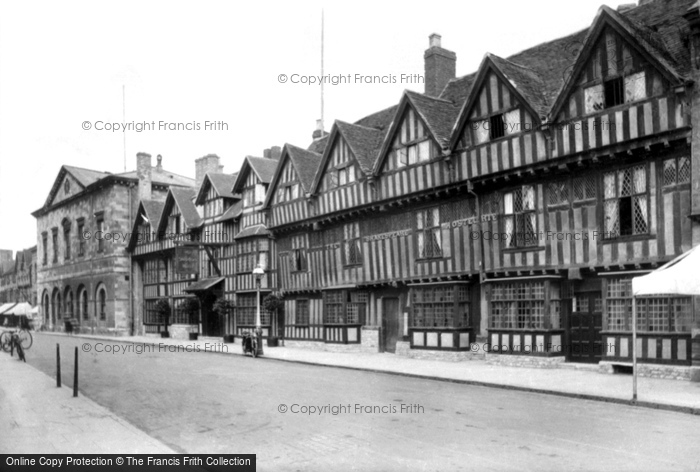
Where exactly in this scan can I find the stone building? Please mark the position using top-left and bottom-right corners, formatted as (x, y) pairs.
(32, 153), (193, 334)
(0, 247), (36, 307)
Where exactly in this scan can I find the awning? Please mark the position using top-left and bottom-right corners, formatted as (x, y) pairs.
(184, 277), (225, 293)
(632, 245), (700, 296)
(4, 302), (33, 316)
(0, 303), (17, 315)
(234, 224), (269, 240)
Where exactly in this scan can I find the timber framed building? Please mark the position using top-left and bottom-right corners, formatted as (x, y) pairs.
(263, 0), (700, 376)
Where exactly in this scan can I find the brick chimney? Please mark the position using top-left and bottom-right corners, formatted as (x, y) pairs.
(155, 154), (163, 172)
(424, 33), (456, 98)
(195, 154), (221, 189)
(136, 152), (152, 201)
(312, 119), (327, 140)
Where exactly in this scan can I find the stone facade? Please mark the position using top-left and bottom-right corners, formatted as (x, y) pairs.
(33, 155), (193, 335)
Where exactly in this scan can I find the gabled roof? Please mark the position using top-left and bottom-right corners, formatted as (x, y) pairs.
(35, 163), (194, 216)
(262, 144), (323, 210)
(549, 4), (688, 119)
(168, 188), (201, 230)
(307, 135), (330, 154)
(449, 53), (549, 149)
(217, 200), (243, 222)
(354, 104), (399, 130)
(194, 172), (238, 205)
(335, 121), (385, 175)
(126, 200), (165, 250)
(440, 0), (693, 142)
(234, 224), (270, 240)
(231, 156), (280, 193)
(373, 90), (461, 174)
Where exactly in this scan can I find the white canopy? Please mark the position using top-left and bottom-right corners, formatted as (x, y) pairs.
(3, 302), (34, 316)
(632, 245), (700, 296)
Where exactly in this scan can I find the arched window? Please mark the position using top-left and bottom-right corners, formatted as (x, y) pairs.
(78, 285), (88, 320)
(52, 288), (62, 323)
(64, 287), (73, 319)
(96, 284), (107, 321)
(42, 291), (50, 325)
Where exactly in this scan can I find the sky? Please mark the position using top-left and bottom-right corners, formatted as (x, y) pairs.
(0, 0), (633, 254)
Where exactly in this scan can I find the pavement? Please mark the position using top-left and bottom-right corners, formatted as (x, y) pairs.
(38, 331), (700, 415)
(0, 351), (176, 454)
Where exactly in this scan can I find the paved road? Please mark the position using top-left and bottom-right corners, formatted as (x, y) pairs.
(25, 333), (700, 471)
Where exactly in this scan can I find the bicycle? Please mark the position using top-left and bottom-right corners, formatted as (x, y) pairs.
(0, 330), (26, 362)
(0, 325), (32, 353)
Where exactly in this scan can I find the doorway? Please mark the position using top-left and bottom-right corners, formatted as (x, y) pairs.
(568, 291), (603, 363)
(200, 290), (221, 337)
(382, 298), (400, 353)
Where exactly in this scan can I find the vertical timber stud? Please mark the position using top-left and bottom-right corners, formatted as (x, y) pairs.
(73, 346), (79, 397)
(56, 343), (61, 388)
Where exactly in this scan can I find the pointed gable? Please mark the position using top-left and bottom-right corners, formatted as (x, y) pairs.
(450, 54), (544, 150)
(45, 166), (110, 208)
(550, 5), (686, 122)
(263, 144), (322, 209)
(232, 156), (280, 209)
(127, 200), (164, 250)
(373, 91), (460, 174)
(310, 119), (385, 194)
(195, 172), (237, 206)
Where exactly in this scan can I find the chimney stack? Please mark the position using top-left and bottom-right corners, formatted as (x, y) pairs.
(312, 119), (326, 140)
(263, 149), (271, 159)
(424, 33), (456, 98)
(195, 154), (221, 189)
(136, 152), (152, 201)
(156, 154), (163, 172)
(270, 146), (282, 160)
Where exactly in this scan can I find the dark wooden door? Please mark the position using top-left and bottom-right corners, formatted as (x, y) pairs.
(201, 292), (221, 337)
(568, 292), (603, 363)
(382, 298), (399, 353)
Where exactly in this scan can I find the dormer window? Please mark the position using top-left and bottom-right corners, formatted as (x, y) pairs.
(604, 77), (624, 108)
(473, 108), (521, 145)
(489, 114), (506, 140)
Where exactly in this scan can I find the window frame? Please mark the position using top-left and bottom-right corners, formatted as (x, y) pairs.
(602, 164), (650, 240)
(415, 207), (443, 260)
(502, 185), (538, 249)
(342, 222), (362, 267)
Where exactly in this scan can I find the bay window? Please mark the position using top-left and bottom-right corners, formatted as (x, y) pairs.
(411, 285), (470, 328)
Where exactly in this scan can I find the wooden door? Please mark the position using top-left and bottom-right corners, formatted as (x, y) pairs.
(568, 292), (603, 363)
(382, 298), (400, 353)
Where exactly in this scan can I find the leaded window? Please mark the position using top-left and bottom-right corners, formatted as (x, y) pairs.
(343, 222), (362, 266)
(236, 293), (270, 326)
(663, 156), (691, 187)
(490, 282), (552, 329)
(416, 208), (442, 259)
(603, 164), (648, 238)
(573, 174), (597, 202)
(605, 278), (692, 332)
(548, 180), (569, 207)
(503, 185), (536, 248)
(296, 299), (310, 325)
(411, 285), (470, 328)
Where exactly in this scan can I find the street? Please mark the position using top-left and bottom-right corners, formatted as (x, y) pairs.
(23, 333), (700, 471)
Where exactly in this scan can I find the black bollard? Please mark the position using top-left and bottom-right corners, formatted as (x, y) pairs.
(73, 347), (78, 397)
(56, 344), (61, 388)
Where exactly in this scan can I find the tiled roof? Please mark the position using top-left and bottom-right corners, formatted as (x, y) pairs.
(141, 200), (165, 228)
(439, 0), (694, 114)
(285, 144), (323, 192)
(405, 90), (462, 148)
(354, 104), (399, 130)
(170, 188), (201, 228)
(334, 121), (385, 175)
(488, 54), (550, 119)
(307, 135), (330, 154)
(117, 167), (194, 188)
(63, 166), (111, 187)
(216, 200), (243, 222)
(206, 172), (238, 199)
(247, 156), (279, 184)
(234, 224), (269, 240)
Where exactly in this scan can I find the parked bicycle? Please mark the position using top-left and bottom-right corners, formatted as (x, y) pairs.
(0, 318), (33, 353)
(0, 329), (28, 362)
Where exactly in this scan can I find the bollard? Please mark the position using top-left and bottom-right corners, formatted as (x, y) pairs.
(73, 347), (78, 397)
(56, 343), (61, 388)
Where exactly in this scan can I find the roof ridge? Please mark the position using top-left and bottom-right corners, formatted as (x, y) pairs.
(404, 89), (456, 105)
